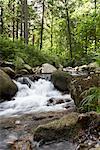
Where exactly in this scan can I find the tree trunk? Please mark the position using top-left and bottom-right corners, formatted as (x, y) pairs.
(32, 34), (35, 46)
(24, 0), (28, 44)
(94, 0), (96, 51)
(16, 1), (19, 39)
(0, 3), (3, 34)
(65, 0), (72, 59)
(40, 0), (45, 50)
(20, 0), (23, 40)
(85, 33), (88, 54)
(51, 0), (54, 49)
(12, 2), (15, 41)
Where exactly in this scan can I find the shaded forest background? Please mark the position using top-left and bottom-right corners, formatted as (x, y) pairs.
(0, 0), (100, 67)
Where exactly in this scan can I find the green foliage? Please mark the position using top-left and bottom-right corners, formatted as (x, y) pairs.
(0, 36), (66, 67)
(0, 0), (100, 67)
(80, 87), (100, 112)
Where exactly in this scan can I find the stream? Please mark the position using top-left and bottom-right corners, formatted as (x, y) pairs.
(0, 77), (75, 117)
(0, 77), (76, 150)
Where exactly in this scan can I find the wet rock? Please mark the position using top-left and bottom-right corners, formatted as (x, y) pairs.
(17, 69), (29, 75)
(51, 70), (71, 92)
(1, 67), (15, 78)
(47, 98), (72, 106)
(41, 63), (57, 73)
(0, 61), (15, 69)
(47, 98), (65, 106)
(17, 77), (32, 88)
(0, 69), (18, 102)
(34, 112), (79, 142)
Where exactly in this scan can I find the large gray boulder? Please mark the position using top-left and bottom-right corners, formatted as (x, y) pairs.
(51, 70), (71, 92)
(41, 63), (57, 73)
(0, 69), (18, 102)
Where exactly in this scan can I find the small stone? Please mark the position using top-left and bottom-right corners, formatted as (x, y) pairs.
(15, 120), (21, 125)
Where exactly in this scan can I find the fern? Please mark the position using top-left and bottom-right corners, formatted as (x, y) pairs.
(80, 87), (100, 112)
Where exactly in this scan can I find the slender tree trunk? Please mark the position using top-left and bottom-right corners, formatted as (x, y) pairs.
(94, 0), (96, 51)
(65, 0), (72, 59)
(32, 34), (35, 46)
(40, 0), (45, 50)
(51, 0), (54, 49)
(20, 0), (23, 40)
(0, 3), (3, 34)
(16, 1), (19, 39)
(24, 0), (28, 44)
(85, 33), (88, 54)
(12, 2), (15, 41)
(16, 20), (19, 39)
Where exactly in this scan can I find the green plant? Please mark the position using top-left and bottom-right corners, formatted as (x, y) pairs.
(80, 87), (100, 112)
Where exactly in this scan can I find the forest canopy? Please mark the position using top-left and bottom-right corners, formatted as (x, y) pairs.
(0, 0), (100, 67)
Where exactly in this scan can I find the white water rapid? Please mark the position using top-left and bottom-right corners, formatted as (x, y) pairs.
(0, 78), (75, 117)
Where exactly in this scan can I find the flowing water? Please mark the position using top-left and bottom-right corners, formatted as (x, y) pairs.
(0, 77), (76, 150)
(0, 78), (75, 117)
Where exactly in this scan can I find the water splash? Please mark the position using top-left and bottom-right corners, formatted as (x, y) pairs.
(0, 78), (75, 117)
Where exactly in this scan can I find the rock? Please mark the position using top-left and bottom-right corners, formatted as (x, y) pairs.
(47, 98), (72, 106)
(17, 69), (29, 75)
(0, 61), (15, 69)
(47, 98), (65, 106)
(88, 62), (99, 70)
(58, 64), (63, 71)
(78, 112), (100, 129)
(0, 69), (18, 102)
(34, 112), (79, 142)
(51, 70), (71, 92)
(17, 77), (32, 88)
(78, 65), (89, 72)
(70, 74), (100, 106)
(41, 63), (57, 73)
(78, 63), (99, 75)
(32, 66), (42, 74)
(23, 64), (32, 74)
(1, 67), (15, 78)
(11, 140), (33, 150)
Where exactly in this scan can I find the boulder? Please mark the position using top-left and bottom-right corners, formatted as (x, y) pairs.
(1, 67), (15, 78)
(51, 70), (71, 92)
(78, 63), (99, 74)
(70, 74), (100, 106)
(23, 64), (32, 74)
(41, 63), (57, 73)
(34, 112), (79, 142)
(34, 112), (100, 146)
(0, 69), (18, 102)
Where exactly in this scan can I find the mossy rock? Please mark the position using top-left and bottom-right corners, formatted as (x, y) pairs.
(51, 70), (72, 92)
(0, 69), (18, 102)
(70, 74), (100, 106)
(1, 67), (15, 78)
(34, 112), (79, 142)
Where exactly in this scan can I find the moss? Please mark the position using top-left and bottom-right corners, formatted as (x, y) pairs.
(34, 112), (80, 142)
(0, 69), (18, 101)
(51, 70), (72, 92)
